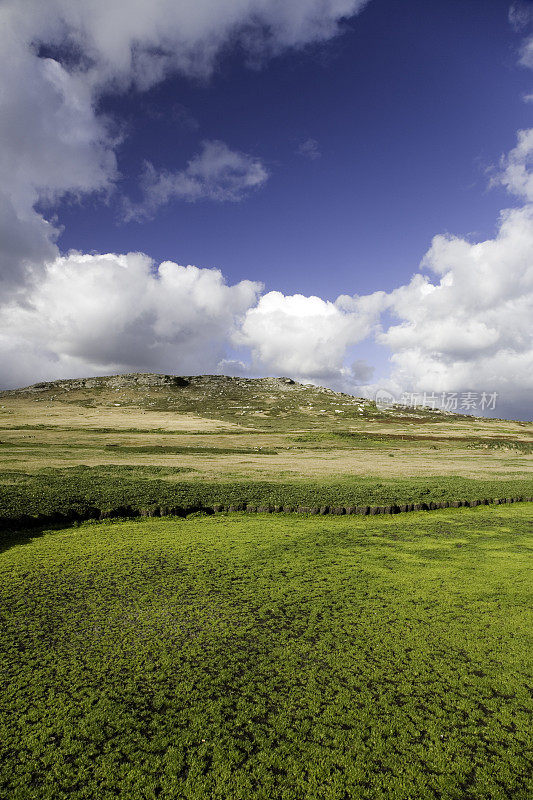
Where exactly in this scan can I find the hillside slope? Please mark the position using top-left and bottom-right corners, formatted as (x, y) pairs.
(3, 372), (412, 428)
(2, 372), (528, 430)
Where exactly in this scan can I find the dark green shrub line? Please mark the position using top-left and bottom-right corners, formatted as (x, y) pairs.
(1, 495), (532, 532)
(1, 469), (531, 531)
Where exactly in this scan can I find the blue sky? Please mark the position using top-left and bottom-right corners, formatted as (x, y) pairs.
(55, 0), (529, 297)
(1, 0), (532, 418)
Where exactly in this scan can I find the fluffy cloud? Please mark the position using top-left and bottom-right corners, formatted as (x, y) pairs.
(0, 27), (117, 291)
(4, 0), (370, 89)
(0, 256), (384, 390)
(0, 253), (261, 387)
(125, 141), (269, 221)
(0, 0), (373, 390)
(376, 203), (533, 418)
(237, 290), (384, 380)
(1, 195), (531, 415)
(0, 0), (368, 293)
(362, 124), (533, 419)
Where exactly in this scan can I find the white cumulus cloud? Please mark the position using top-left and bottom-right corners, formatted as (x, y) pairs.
(236, 290), (384, 381)
(376, 203), (533, 418)
(0, 27), (118, 291)
(0, 262), (386, 392)
(0, 253), (261, 387)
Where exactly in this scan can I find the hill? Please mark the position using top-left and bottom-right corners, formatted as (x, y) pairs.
(2, 372), (444, 428)
(3, 371), (531, 429)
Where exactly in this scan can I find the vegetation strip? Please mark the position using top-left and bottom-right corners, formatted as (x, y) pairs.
(1, 494), (532, 531)
(1, 469), (532, 531)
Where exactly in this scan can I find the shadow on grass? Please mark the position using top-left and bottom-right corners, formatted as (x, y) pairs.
(0, 525), (53, 555)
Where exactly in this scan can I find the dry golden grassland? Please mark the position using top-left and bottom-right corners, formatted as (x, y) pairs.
(0, 377), (531, 482)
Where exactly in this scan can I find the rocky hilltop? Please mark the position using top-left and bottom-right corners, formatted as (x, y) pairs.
(15, 373), (304, 394)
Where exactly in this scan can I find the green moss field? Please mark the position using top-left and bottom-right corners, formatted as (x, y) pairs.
(1, 505), (531, 800)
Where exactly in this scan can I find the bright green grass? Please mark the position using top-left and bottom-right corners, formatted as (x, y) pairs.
(1, 506), (532, 800)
